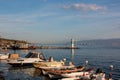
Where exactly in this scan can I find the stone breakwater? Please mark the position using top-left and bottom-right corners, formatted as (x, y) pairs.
(36, 46), (80, 49)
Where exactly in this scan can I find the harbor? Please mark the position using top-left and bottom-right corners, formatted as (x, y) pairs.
(0, 0), (120, 79)
(0, 38), (120, 80)
(0, 48), (120, 80)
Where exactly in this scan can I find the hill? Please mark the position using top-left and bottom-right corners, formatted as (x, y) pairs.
(0, 38), (27, 47)
(77, 38), (120, 48)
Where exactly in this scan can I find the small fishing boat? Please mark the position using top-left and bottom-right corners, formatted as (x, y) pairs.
(0, 53), (9, 60)
(48, 67), (93, 79)
(59, 73), (107, 80)
(33, 61), (64, 68)
(40, 64), (76, 75)
(56, 68), (112, 80)
(89, 68), (112, 80)
(33, 56), (64, 68)
(7, 51), (46, 66)
(49, 71), (91, 79)
(41, 65), (85, 78)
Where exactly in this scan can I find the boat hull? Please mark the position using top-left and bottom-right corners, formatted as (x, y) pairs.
(48, 71), (90, 79)
(8, 63), (33, 67)
(8, 59), (44, 67)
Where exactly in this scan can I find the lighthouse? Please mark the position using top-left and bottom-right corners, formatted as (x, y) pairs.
(71, 38), (74, 49)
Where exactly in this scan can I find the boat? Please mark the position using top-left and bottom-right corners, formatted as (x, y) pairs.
(7, 51), (46, 66)
(33, 61), (64, 68)
(90, 68), (112, 80)
(48, 71), (91, 79)
(47, 67), (93, 79)
(59, 72), (107, 80)
(41, 65), (85, 78)
(33, 56), (65, 68)
(59, 68), (112, 80)
(0, 48), (9, 60)
(0, 53), (9, 60)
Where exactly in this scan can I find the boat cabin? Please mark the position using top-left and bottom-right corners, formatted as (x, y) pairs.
(25, 51), (46, 60)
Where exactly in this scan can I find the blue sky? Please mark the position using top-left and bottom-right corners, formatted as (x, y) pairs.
(0, 0), (120, 43)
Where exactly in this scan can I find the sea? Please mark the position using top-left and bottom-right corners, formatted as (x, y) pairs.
(0, 46), (120, 80)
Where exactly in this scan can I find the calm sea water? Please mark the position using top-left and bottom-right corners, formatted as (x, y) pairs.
(0, 48), (120, 80)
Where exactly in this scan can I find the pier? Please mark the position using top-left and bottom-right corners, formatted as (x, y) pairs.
(36, 46), (80, 49)
(36, 38), (79, 49)
(0, 38), (80, 49)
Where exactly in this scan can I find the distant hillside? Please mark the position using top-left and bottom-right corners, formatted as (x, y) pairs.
(0, 38), (27, 46)
(77, 38), (120, 48)
(48, 38), (120, 48)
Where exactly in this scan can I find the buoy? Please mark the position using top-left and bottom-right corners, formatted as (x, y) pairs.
(85, 60), (88, 64)
(63, 58), (66, 62)
(110, 65), (113, 70)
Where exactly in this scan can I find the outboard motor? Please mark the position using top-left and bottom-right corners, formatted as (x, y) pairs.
(96, 68), (102, 74)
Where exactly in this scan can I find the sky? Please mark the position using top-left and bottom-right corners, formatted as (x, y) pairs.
(0, 0), (120, 43)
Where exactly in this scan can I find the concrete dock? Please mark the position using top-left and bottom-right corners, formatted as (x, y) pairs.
(36, 46), (80, 49)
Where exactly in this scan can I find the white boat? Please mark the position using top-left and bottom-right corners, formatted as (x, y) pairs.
(90, 68), (109, 80)
(91, 73), (106, 80)
(7, 51), (46, 66)
(48, 70), (92, 79)
(0, 53), (9, 60)
(59, 68), (112, 80)
(47, 67), (93, 79)
(60, 71), (90, 78)
(41, 65), (76, 75)
(55, 68), (111, 80)
(33, 56), (65, 68)
(59, 73), (107, 80)
(48, 71), (92, 79)
(41, 66), (85, 78)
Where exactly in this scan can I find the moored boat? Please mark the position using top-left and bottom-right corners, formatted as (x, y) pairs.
(7, 51), (46, 66)
(52, 68), (112, 80)
(0, 53), (9, 60)
(59, 72), (108, 80)
(33, 56), (64, 68)
(40, 65), (85, 78)
(47, 67), (93, 79)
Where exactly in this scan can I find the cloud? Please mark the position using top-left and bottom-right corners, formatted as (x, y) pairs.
(63, 3), (106, 12)
(0, 15), (34, 25)
(0, 11), (56, 25)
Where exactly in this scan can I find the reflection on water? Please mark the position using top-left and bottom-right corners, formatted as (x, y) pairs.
(0, 59), (50, 80)
(8, 67), (35, 77)
(34, 68), (42, 77)
(6, 66), (50, 80)
(71, 49), (74, 62)
(0, 70), (5, 80)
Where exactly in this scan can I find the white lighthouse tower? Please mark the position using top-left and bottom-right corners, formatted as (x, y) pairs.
(71, 38), (74, 49)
